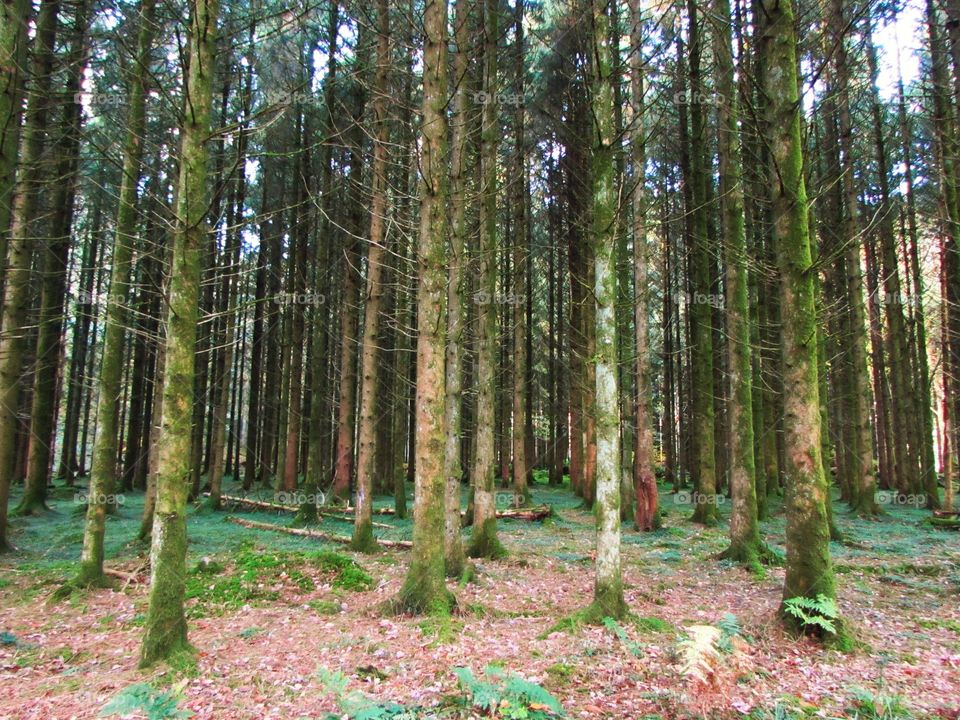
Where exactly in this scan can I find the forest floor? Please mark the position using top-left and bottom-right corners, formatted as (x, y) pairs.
(1, 479), (959, 719)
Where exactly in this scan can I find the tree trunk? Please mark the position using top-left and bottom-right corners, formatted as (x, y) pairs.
(468, 0), (504, 560)
(443, 0), (472, 575)
(714, 0), (760, 562)
(140, 0), (218, 666)
(353, 0), (391, 552)
(628, 0), (658, 532)
(760, 0), (839, 632)
(391, 0), (455, 615)
(588, 0), (625, 621)
(0, 0), (60, 552)
(16, 0), (90, 515)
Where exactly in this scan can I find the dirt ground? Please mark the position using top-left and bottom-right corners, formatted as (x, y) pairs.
(1, 483), (958, 719)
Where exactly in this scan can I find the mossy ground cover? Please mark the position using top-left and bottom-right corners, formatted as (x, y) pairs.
(1, 476), (958, 718)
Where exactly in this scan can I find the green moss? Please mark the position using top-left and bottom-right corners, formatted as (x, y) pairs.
(467, 517), (507, 559)
(634, 616), (674, 634)
(307, 551), (374, 591)
(544, 662), (574, 688)
(349, 519), (379, 554)
(309, 599), (342, 615)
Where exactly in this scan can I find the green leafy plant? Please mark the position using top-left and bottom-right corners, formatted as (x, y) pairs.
(454, 665), (564, 718)
(99, 682), (193, 719)
(783, 594), (839, 635)
(847, 687), (914, 719)
(316, 667), (423, 719)
(602, 616), (642, 657)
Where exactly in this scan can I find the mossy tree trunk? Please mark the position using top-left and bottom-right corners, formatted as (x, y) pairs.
(760, 0), (839, 629)
(392, 0), (455, 615)
(510, 0), (528, 503)
(140, 0), (218, 666)
(443, 0), (472, 576)
(685, 0), (717, 525)
(588, 0), (626, 621)
(16, 0), (90, 517)
(0, 0), (60, 553)
(0, 0), (29, 269)
(74, 0), (155, 581)
(628, 0), (658, 533)
(468, 0), (504, 560)
(353, 0), (391, 553)
(714, 0), (760, 563)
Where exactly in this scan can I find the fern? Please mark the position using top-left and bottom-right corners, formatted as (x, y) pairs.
(601, 616), (642, 657)
(316, 666), (424, 719)
(678, 625), (722, 684)
(99, 683), (193, 719)
(783, 594), (839, 635)
(455, 665), (564, 717)
(502, 675), (564, 714)
(454, 666), (502, 713)
(715, 613), (743, 653)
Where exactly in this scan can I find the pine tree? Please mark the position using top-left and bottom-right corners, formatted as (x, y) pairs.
(140, 0), (219, 666)
(390, 0), (455, 615)
(760, 0), (840, 634)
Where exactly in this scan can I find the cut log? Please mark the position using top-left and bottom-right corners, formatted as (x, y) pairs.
(928, 516), (960, 530)
(216, 493), (551, 523)
(214, 494), (393, 528)
(225, 516), (412, 548)
(494, 505), (552, 521)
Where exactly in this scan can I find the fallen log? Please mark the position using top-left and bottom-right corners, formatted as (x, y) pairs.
(104, 567), (142, 584)
(217, 493), (550, 522)
(929, 516), (960, 530)
(225, 516), (412, 548)
(215, 494), (393, 529)
(494, 505), (552, 521)
(335, 504), (553, 521)
(217, 494), (296, 513)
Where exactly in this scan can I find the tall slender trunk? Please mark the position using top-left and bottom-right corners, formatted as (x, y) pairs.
(629, 0), (658, 532)
(589, 0), (625, 621)
(140, 0), (218, 666)
(0, 0), (60, 552)
(443, 0), (472, 575)
(0, 0), (29, 266)
(353, 0), (391, 552)
(468, 0), (504, 559)
(715, 0), (760, 561)
(17, 0), (90, 515)
(760, 0), (839, 631)
(391, 0), (454, 615)
(511, 0), (528, 501)
(686, 0), (717, 524)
